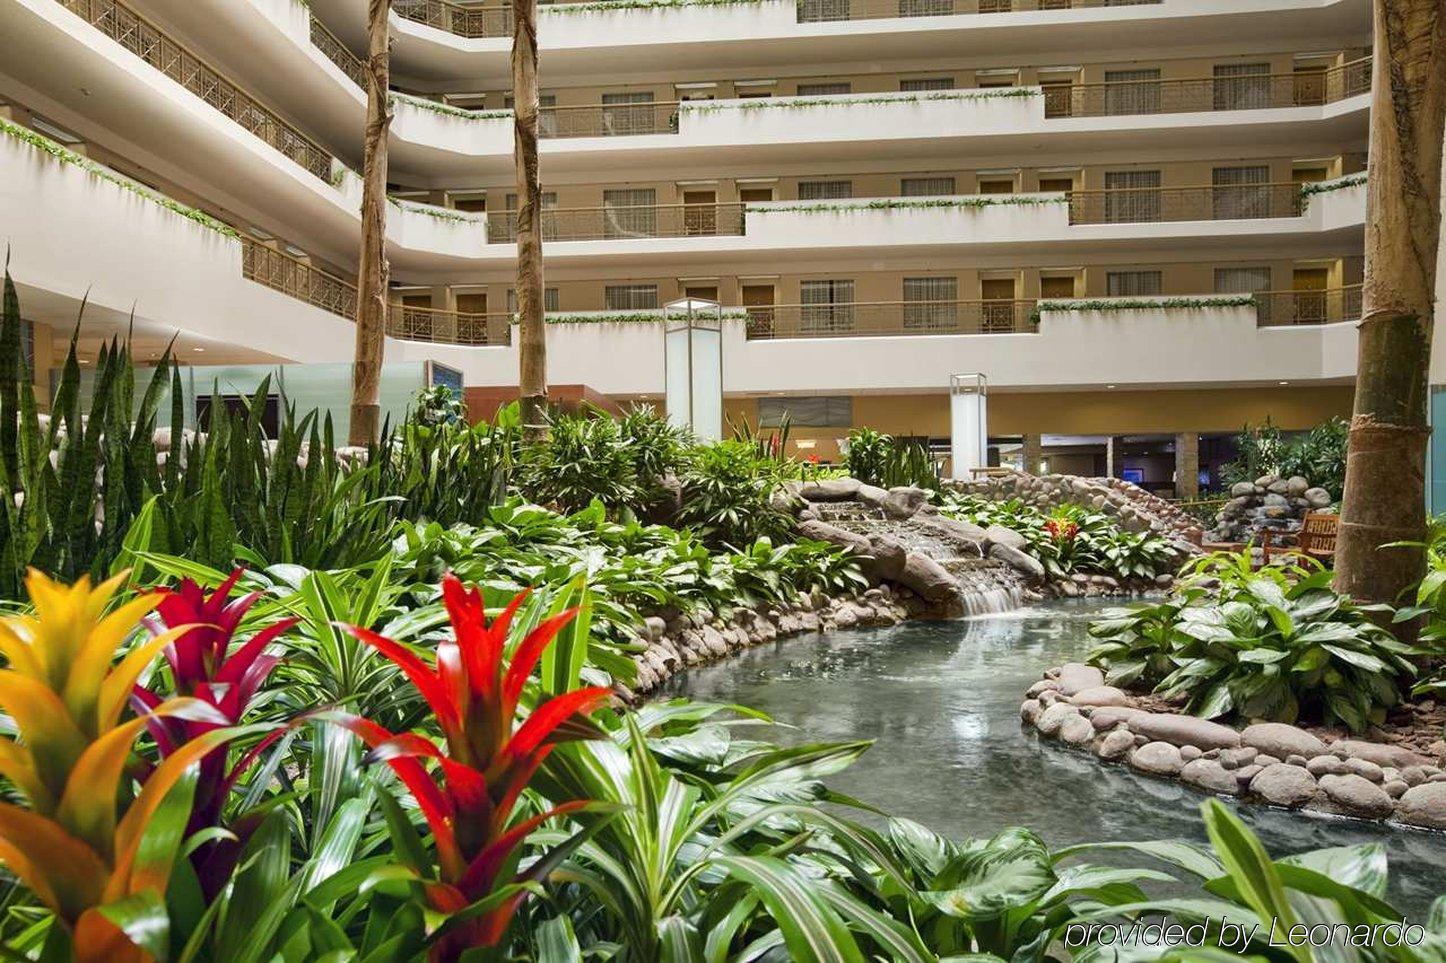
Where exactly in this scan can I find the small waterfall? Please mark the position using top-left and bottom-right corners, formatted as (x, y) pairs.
(811, 498), (1025, 617)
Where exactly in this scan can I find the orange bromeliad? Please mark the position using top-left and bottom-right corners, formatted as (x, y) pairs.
(331, 573), (610, 960)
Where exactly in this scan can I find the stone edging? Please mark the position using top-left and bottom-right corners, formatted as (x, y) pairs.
(1021, 663), (1446, 832)
(618, 583), (918, 701)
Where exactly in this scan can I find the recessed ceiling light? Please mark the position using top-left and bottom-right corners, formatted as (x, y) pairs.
(193, 347), (205, 352)
(1278, 380), (1290, 386)
(1106, 384), (1117, 389)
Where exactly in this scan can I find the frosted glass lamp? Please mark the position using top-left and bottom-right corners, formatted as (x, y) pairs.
(950, 373), (988, 480)
(664, 298), (724, 441)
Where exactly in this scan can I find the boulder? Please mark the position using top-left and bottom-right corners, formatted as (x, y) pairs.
(1020, 699), (1041, 724)
(1319, 773), (1395, 819)
(1130, 741), (1184, 777)
(1249, 764), (1318, 808)
(798, 478), (861, 502)
(1286, 476), (1310, 496)
(1127, 713), (1241, 751)
(1096, 729), (1135, 760)
(1396, 783), (1446, 829)
(1240, 723), (1327, 761)
(1304, 487), (1333, 509)
(1036, 702), (1079, 737)
(983, 524), (1029, 552)
(855, 484), (891, 509)
(920, 515), (988, 545)
(1069, 685), (1131, 708)
(883, 486), (930, 519)
(798, 520), (872, 555)
(1332, 740), (1430, 770)
(1060, 714), (1096, 747)
(990, 543), (1046, 581)
(1307, 755), (1348, 777)
(1057, 663), (1106, 697)
(1090, 706), (1146, 731)
(897, 553), (961, 604)
(1229, 481), (1256, 497)
(1343, 758), (1385, 783)
(1180, 759), (1241, 796)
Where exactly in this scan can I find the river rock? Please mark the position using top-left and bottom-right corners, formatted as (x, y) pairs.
(855, 484), (890, 509)
(1026, 679), (1061, 698)
(1343, 757), (1385, 782)
(1036, 702), (1079, 737)
(1384, 780), (1409, 799)
(1250, 764), (1318, 808)
(1060, 714), (1096, 746)
(1130, 741), (1184, 776)
(1069, 685), (1130, 708)
(862, 535), (909, 583)
(897, 553), (960, 603)
(799, 477), (861, 502)
(1096, 729), (1135, 760)
(1181, 759), (1241, 795)
(1308, 755), (1348, 776)
(798, 520), (872, 555)
(1396, 783), (1446, 829)
(1241, 723), (1327, 760)
(883, 486), (930, 519)
(1304, 487), (1333, 508)
(1319, 773), (1395, 818)
(1127, 713), (1241, 751)
(1057, 663), (1106, 697)
(1020, 699), (1041, 724)
(1180, 745), (1203, 762)
(920, 514), (989, 545)
(983, 524), (1028, 552)
(1230, 481), (1256, 497)
(990, 543), (1045, 580)
(1333, 740), (1430, 770)
(1090, 706), (1145, 731)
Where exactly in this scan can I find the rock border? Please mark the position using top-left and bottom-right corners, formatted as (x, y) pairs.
(1021, 664), (1446, 832)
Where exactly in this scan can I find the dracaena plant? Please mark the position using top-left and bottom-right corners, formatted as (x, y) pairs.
(132, 569), (297, 898)
(0, 570), (245, 962)
(327, 573), (611, 961)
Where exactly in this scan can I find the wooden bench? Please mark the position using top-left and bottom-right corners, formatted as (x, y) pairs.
(1262, 512), (1338, 566)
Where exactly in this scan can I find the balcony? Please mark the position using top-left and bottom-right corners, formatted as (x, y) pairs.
(744, 299), (1037, 338)
(1066, 183), (1308, 225)
(486, 202), (745, 242)
(796, 0), (1160, 24)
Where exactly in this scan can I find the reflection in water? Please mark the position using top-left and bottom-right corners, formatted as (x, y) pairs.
(663, 601), (1446, 914)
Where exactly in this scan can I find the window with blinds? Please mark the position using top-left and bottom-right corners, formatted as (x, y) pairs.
(901, 176), (956, 196)
(605, 284), (660, 310)
(903, 277), (958, 330)
(800, 279), (856, 333)
(1106, 271), (1163, 297)
(1213, 62), (1270, 111)
(603, 188), (657, 238)
(600, 92), (655, 135)
(1211, 165), (1271, 219)
(900, 77), (955, 91)
(1214, 266), (1272, 322)
(898, 0), (953, 15)
(796, 0), (848, 23)
(1103, 169), (1161, 223)
(758, 396), (853, 428)
(796, 82), (851, 96)
(1104, 68), (1160, 115)
(798, 180), (854, 200)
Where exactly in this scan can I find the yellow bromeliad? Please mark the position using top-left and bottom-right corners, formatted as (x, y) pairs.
(0, 570), (238, 961)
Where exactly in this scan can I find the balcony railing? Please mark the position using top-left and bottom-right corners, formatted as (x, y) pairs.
(539, 101), (680, 139)
(310, 14), (368, 90)
(798, 0), (1157, 23)
(745, 300), (1038, 338)
(394, 0), (513, 38)
(1255, 286), (1362, 327)
(1046, 58), (1371, 118)
(56, 0), (335, 181)
(1067, 183), (1310, 225)
(487, 203), (746, 242)
(240, 239), (511, 346)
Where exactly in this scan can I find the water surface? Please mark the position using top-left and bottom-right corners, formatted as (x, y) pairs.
(664, 601), (1446, 914)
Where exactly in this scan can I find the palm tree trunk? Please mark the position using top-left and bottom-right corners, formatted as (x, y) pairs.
(1334, 0), (1446, 604)
(512, 0), (547, 443)
(349, 0), (392, 446)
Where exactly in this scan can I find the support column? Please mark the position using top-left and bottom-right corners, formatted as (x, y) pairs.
(1022, 434), (1043, 475)
(1174, 432), (1200, 500)
(1105, 436), (1119, 478)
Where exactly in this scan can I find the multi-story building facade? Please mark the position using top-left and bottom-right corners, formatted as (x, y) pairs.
(1, 0), (1425, 496)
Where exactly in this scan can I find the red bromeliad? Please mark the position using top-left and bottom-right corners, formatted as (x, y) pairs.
(1044, 517), (1079, 544)
(332, 573), (610, 960)
(132, 570), (296, 896)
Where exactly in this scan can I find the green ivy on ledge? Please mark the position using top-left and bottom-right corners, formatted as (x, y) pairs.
(387, 196), (485, 224)
(1298, 172), (1367, 201)
(389, 91), (511, 121)
(750, 194), (1066, 214)
(509, 311), (752, 325)
(1032, 294), (1255, 321)
(1, 118), (239, 239)
(544, 0), (766, 12)
(682, 88), (1040, 113)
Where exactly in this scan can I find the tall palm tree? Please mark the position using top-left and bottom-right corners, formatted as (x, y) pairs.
(512, 0), (548, 443)
(1334, 0), (1445, 606)
(349, 0), (392, 446)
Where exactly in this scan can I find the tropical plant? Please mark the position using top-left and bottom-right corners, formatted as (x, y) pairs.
(677, 440), (793, 546)
(0, 571), (247, 961)
(1221, 416), (1348, 500)
(325, 573), (613, 959)
(844, 427), (941, 490)
(410, 384), (468, 428)
(1088, 550), (1422, 730)
(518, 409), (640, 515)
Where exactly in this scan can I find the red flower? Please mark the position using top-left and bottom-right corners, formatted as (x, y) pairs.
(1044, 518), (1079, 543)
(329, 574), (609, 959)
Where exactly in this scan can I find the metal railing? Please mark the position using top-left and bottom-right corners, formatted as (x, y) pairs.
(394, 0), (513, 38)
(538, 101), (680, 139)
(1254, 286), (1362, 327)
(796, 0), (1160, 23)
(309, 14), (368, 90)
(240, 239), (512, 346)
(1046, 58), (1371, 118)
(745, 299), (1039, 338)
(56, 0), (335, 182)
(487, 203), (746, 242)
(1067, 183), (1309, 224)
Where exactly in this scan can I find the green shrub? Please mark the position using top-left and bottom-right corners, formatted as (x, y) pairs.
(1088, 549), (1422, 731)
(1221, 415), (1348, 499)
(677, 439), (793, 546)
(844, 427), (941, 489)
(517, 409), (640, 514)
